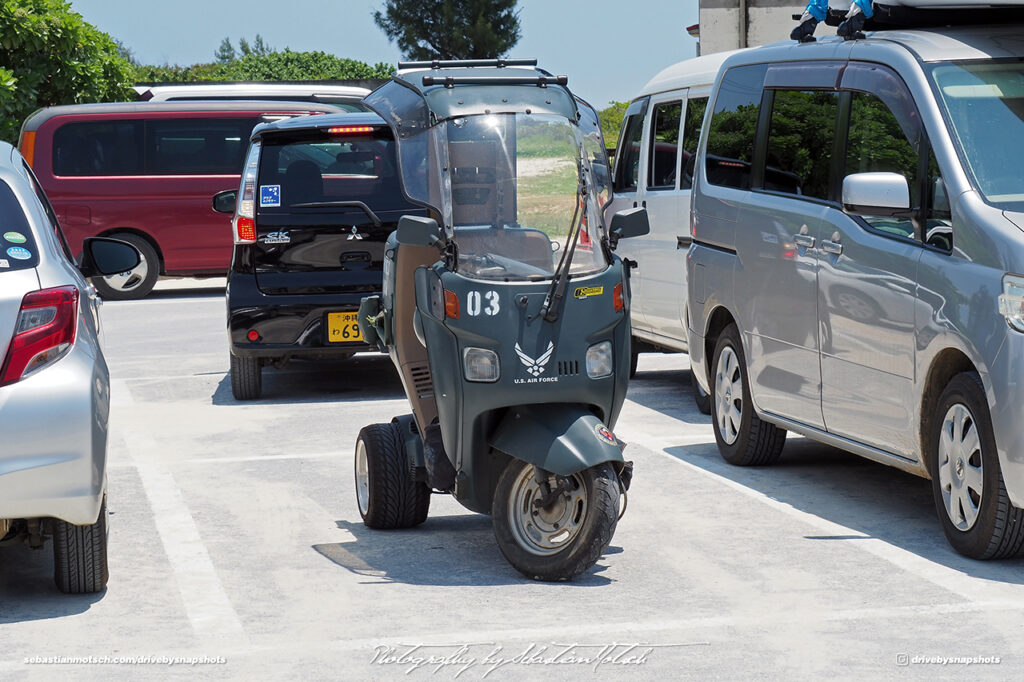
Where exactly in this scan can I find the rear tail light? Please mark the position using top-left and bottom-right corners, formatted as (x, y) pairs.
(234, 141), (261, 245)
(327, 126), (376, 135)
(19, 130), (36, 167)
(1, 286), (79, 386)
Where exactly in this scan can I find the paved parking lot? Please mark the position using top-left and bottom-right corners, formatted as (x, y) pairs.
(1, 280), (1023, 680)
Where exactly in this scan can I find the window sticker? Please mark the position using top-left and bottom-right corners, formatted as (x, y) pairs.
(7, 246), (31, 260)
(259, 185), (281, 207)
(0, 259), (9, 268)
(3, 231), (26, 244)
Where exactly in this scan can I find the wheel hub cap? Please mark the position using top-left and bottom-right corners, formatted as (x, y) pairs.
(507, 466), (587, 556)
(355, 440), (370, 516)
(715, 346), (743, 446)
(937, 403), (983, 531)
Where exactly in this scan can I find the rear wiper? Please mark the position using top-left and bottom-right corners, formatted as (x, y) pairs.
(288, 200), (382, 226)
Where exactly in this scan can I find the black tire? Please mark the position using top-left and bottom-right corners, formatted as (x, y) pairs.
(355, 423), (430, 529)
(90, 233), (159, 300)
(710, 324), (786, 465)
(691, 366), (712, 415)
(492, 460), (619, 581)
(53, 497), (109, 594)
(230, 353), (262, 400)
(929, 372), (1024, 559)
(629, 338), (639, 379)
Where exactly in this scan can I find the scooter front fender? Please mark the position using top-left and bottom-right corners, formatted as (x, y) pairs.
(489, 405), (624, 477)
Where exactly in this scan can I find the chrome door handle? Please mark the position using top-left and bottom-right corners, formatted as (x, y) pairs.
(793, 234), (815, 248)
(821, 239), (843, 255)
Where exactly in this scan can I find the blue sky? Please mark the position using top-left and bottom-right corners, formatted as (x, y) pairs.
(68, 0), (700, 109)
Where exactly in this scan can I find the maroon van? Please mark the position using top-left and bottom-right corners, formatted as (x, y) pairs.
(19, 101), (344, 299)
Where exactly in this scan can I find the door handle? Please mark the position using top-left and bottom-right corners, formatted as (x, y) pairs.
(821, 239), (843, 255)
(676, 235), (692, 249)
(793, 234), (815, 248)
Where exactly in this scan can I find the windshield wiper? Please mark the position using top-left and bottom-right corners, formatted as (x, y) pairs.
(288, 200), (382, 226)
(540, 181), (585, 323)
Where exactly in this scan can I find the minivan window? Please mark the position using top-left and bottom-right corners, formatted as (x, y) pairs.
(930, 60), (1024, 211)
(612, 98), (648, 194)
(0, 181), (40, 270)
(705, 64), (769, 190)
(53, 122), (143, 176)
(845, 91), (921, 239)
(680, 97), (707, 190)
(149, 119), (256, 175)
(648, 100), (682, 190)
(764, 90), (839, 200)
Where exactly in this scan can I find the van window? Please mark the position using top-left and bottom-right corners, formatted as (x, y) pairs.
(613, 98), (648, 194)
(149, 119), (256, 175)
(53, 121), (143, 176)
(705, 64), (769, 190)
(680, 97), (707, 190)
(648, 100), (682, 190)
(764, 90), (839, 200)
(844, 91), (921, 239)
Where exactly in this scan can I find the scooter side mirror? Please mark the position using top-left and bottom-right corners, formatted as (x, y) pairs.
(397, 215), (443, 248)
(608, 207), (650, 249)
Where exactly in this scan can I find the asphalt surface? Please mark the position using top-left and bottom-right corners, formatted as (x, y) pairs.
(1, 278), (1023, 680)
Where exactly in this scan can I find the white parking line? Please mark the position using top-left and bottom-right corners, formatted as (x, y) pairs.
(183, 452), (342, 464)
(615, 400), (1024, 606)
(111, 380), (247, 643)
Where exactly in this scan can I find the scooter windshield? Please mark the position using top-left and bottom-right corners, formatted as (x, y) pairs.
(443, 113), (607, 281)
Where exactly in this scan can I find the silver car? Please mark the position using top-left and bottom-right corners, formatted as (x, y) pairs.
(688, 24), (1024, 559)
(0, 141), (140, 593)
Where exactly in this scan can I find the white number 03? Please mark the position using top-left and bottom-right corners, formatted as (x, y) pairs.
(467, 290), (500, 316)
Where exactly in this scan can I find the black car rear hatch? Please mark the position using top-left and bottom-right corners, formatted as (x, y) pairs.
(253, 125), (424, 295)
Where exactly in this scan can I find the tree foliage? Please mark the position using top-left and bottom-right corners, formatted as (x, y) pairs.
(0, 0), (135, 144)
(374, 0), (521, 60)
(135, 50), (394, 84)
(598, 101), (628, 150)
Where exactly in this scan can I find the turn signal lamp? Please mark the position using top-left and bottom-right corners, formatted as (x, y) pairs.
(444, 290), (460, 318)
(613, 283), (624, 312)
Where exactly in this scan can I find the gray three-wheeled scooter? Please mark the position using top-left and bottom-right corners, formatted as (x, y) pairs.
(355, 59), (649, 580)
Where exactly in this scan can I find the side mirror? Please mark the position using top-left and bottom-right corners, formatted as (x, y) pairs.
(78, 237), (142, 277)
(212, 189), (238, 214)
(609, 207), (651, 247)
(397, 215), (442, 248)
(842, 172), (910, 216)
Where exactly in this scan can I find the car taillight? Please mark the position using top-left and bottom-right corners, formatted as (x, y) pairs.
(20, 130), (36, 167)
(0, 286), (79, 386)
(234, 140), (261, 245)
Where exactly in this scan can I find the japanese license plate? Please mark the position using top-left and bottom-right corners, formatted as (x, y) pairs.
(327, 312), (363, 343)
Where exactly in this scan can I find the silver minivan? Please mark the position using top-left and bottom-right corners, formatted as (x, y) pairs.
(688, 25), (1024, 558)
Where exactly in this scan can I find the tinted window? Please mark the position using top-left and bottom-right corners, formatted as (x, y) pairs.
(706, 64), (768, 190)
(0, 181), (40, 271)
(648, 100), (681, 190)
(845, 91), (920, 238)
(764, 90), (839, 199)
(613, 112), (644, 193)
(257, 131), (413, 211)
(149, 119), (257, 175)
(53, 121), (143, 176)
(680, 96), (707, 190)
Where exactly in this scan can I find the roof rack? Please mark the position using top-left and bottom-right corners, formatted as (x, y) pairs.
(397, 58), (538, 70)
(421, 74), (568, 88)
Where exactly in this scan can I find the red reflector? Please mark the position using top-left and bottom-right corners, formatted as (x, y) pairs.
(613, 283), (624, 313)
(327, 126), (376, 135)
(444, 290), (460, 319)
(0, 286), (79, 386)
(236, 216), (256, 243)
(247, 330), (260, 342)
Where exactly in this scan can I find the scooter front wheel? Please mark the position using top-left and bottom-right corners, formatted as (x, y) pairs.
(492, 460), (620, 581)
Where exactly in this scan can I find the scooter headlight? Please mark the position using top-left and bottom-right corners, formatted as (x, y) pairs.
(586, 341), (613, 378)
(464, 347), (500, 382)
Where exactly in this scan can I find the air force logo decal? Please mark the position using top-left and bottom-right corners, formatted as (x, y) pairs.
(513, 342), (557, 384)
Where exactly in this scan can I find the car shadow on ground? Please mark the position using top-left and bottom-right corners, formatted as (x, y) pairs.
(626, 364), (710, 425)
(212, 354), (407, 406)
(666, 437), (1024, 581)
(0, 544), (102, 623)
(313, 516), (615, 587)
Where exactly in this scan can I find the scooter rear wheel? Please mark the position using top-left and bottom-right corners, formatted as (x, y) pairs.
(492, 460), (620, 581)
(355, 423), (430, 529)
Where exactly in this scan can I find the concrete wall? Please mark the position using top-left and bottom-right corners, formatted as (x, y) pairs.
(698, 1), (847, 54)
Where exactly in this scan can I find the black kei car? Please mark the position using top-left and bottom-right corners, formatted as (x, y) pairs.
(216, 112), (427, 399)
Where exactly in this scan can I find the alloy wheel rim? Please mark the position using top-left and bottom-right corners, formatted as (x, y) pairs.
(102, 253), (148, 292)
(715, 346), (743, 445)
(937, 403), (984, 531)
(507, 466), (587, 556)
(355, 439), (370, 516)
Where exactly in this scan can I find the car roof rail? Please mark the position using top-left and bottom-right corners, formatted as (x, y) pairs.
(397, 58), (538, 71)
(420, 74), (567, 88)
